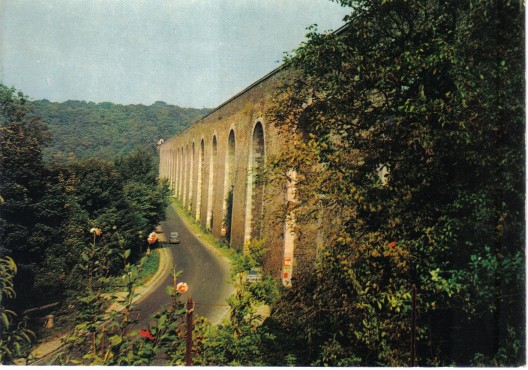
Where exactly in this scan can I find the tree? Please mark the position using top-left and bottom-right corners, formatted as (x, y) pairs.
(0, 257), (35, 364)
(0, 84), (52, 307)
(115, 147), (159, 186)
(266, 0), (524, 366)
(116, 147), (170, 233)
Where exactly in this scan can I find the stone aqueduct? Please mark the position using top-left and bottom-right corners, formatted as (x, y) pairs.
(159, 67), (299, 286)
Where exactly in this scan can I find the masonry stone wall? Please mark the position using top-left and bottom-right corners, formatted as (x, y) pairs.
(160, 68), (296, 285)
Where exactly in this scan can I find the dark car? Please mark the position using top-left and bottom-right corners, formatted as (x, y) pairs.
(169, 232), (180, 244)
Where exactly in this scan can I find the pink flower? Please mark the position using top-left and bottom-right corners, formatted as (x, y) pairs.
(147, 232), (158, 244)
(176, 282), (188, 294)
(139, 329), (155, 341)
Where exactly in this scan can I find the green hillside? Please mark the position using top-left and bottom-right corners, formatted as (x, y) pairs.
(30, 99), (210, 161)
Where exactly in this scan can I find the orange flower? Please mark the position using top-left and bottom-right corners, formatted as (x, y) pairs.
(388, 241), (397, 248)
(176, 282), (188, 294)
(139, 329), (155, 341)
(90, 228), (102, 236)
(147, 232), (158, 244)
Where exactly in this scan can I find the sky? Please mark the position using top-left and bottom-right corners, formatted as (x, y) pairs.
(0, 0), (349, 108)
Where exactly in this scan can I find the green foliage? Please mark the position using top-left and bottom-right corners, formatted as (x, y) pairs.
(1, 84), (173, 344)
(267, 0), (524, 366)
(136, 250), (160, 285)
(115, 146), (159, 185)
(56, 238), (187, 365)
(29, 99), (209, 161)
(34, 150), (170, 304)
(115, 149), (171, 259)
(174, 239), (280, 366)
(190, 318), (275, 366)
(0, 257), (35, 364)
(471, 325), (524, 366)
(0, 90), (49, 204)
(0, 84), (52, 303)
(463, 245), (523, 317)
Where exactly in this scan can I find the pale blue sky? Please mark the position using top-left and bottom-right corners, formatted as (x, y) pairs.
(0, 0), (349, 108)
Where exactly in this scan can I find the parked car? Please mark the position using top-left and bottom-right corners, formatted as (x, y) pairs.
(169, 232), (180, 244)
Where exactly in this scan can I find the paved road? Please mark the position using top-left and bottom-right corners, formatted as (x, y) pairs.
(29, 203), (233, 365)
(133, 203), (234, 327)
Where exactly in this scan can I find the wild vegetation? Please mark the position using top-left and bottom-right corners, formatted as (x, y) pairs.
(260, 0), (524, 366)
(54, 232), (189, 365)
(29, 99), (209, 161)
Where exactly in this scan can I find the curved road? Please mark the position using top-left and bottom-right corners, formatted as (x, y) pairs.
(29, 203), (233, 365)
(133, 203), (234, 327)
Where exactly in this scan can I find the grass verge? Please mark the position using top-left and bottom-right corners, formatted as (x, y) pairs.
(137, 249), (160, 285)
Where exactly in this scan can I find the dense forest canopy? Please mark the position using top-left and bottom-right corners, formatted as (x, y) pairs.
(30, 99), (209, 161)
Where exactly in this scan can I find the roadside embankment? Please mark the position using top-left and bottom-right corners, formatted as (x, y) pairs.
(27, 246), (171, 365)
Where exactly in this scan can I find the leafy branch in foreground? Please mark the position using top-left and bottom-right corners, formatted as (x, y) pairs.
(54, 230), (189, 365)
(0, 257), (35, 364)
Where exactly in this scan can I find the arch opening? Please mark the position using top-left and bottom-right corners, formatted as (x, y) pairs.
(196, 139), (205, 222)
(183, 145), (188, 205)
(222, 130), (236, 244)
(188, 142), (194, 211)
(244, 122), (265, 243)
(168, 149), (173, 190)
(180, 146), (184, 200)
(206, 135), (218, 231)
(172, 149), (177, 195)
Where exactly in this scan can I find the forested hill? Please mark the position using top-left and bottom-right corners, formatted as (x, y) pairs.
(30, 99), (210, 161)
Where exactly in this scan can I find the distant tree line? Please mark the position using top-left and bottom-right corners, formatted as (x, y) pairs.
(29, 99), (209, 161)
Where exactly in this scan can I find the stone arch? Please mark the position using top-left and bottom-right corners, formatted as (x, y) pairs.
(206, 135), (218, 231)
(168, 149), (173, 189)
(176, 146), (181, 197)
(183, 144), (188, 205)
(175, 147), (178, 197)
(244, 121), (265, 243)
(188, 141), (194, 211)
(179, 146), (184, 200)
(196, 138), (205, 222)
(171, 149), (177, 194)
(222, 129), (236, 244)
